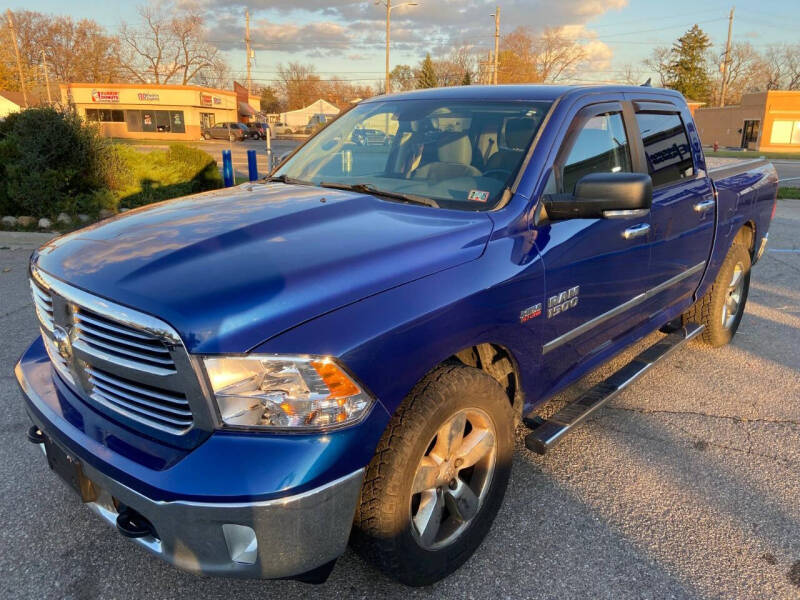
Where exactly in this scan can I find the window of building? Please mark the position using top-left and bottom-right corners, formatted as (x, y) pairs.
(125, 110), (143, 132)
(562, 111), (632, 193)
(170, 111), (185, 134)
(770, 120), (800, 145)
(635, 112), (694, 188)
(85, 108), (124, 122)
(200, 112), (215, 128)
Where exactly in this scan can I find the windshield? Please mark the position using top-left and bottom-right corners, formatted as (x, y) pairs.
(276, 98), (552, 210)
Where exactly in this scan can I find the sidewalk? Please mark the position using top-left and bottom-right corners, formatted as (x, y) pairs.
(0, 232), (57, 250)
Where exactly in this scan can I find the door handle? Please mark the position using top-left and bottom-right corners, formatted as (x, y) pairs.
(694, 199), (715, 213)
(622, 223), (650, 240)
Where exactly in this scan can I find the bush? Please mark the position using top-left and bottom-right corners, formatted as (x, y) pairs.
(0, 107), (119, 218)
(114, 143), (222, 208)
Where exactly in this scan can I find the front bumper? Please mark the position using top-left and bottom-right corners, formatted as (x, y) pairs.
(16, 338), (372, 579)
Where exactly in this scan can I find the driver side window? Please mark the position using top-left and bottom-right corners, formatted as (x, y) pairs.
(561, 112), (632, 193)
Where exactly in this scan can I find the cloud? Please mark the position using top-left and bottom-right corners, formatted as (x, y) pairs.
(183, 0), (628, 63)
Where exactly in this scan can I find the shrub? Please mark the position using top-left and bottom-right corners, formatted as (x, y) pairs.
(0, 107), (118, 217)
(114, 143), (222, 208)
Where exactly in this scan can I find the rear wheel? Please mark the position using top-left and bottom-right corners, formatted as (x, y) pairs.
(202, 132), (211, 140)
(352, 363), (514, 586)
(683, 241), (751, 346)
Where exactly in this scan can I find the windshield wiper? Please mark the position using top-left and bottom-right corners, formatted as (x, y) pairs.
(318, 182), (439, 208)
(265, 174), (309, 185)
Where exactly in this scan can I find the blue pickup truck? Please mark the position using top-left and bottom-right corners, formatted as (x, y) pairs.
(16, 85), (777, 586)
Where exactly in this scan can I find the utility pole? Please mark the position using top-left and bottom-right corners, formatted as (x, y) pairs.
(491, 6), (500, 85)
(719, 6), (735, 107)
(6, 10), (28, 108)
(41, 50), (52, 105)
(245, 9), (252, 95)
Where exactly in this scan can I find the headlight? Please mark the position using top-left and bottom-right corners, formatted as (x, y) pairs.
(203, 355), (373, 430)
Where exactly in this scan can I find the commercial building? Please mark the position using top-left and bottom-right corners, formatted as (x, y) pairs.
(60, 82), (253, 140)
(694, 90), (800, 152)
(268, 99), (340, 130)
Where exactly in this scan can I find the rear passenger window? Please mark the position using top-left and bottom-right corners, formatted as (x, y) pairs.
(562, 112), (631, 193)
(635, 112), (694, 187)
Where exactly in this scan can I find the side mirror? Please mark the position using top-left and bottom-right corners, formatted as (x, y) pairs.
(544, 172), (652, 220)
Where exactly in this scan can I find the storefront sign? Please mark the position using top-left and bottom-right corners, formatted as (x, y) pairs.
(137, 92), (160, 102)
(91, 90), (119, 103)
(200, 93), (213, 107)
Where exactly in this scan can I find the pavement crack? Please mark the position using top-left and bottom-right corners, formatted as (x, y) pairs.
(606, 405), (800, 428)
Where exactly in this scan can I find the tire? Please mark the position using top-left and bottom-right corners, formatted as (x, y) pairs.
(202, 132), (211, 140)
(352, 363), (515, 586)
(682, 241), (751, 347)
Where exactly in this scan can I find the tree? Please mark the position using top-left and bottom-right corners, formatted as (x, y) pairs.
(644, 47), (672, 87)
(461, 70), (472, 86)
(259, 86), (282, 113)
(710, 42), (764, 105)
(390, 64), (415, 92)
(762, 44), (800, 90)
(277, 62), (323, 109)
(496, 27), (587, 84)
(417, 53), (437, 89)
(117, 3), (223, 85)
(665, 25), (713, 102)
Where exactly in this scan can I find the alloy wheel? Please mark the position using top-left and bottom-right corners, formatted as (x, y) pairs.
(722, 262), (745, 329)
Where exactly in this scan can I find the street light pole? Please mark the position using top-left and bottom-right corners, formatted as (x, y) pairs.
(378, 1), (418, 95)
(490, 6), (500, 85)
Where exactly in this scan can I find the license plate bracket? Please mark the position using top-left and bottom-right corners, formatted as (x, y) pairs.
(43, 435), (98, 503)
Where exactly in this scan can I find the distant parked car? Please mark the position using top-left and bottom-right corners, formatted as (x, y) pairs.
(201, 122), (247, 141)
(247, 122), (271, 140)
(271, 122), (294, 135)
(353, 127), (389, 146)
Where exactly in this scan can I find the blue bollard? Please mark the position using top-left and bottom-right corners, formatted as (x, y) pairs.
(246, 149), (258, 182)
(222, 149), (234, 187)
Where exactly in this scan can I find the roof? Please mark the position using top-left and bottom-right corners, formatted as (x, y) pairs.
(0, 90), (28, 107)
(59, 82), (236, 96)
(362, 84), (687, 104)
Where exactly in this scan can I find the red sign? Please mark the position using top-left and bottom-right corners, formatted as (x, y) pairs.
(200, 93), (213, 107)
(137, 92), (160, 102)
(91, 90), (119, 103)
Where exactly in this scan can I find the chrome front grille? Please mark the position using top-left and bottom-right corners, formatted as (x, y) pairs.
(74, 307), (177, 374)
(29, 266), (206, 437)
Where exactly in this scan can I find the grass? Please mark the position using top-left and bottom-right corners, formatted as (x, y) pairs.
(113, 144), (223, 208)
(704, 148), (800, 160)
(777, 187), (800, 199)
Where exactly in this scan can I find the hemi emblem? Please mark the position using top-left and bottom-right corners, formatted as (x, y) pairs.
(520, 303), (543, 323)
(547, 286), (580, 318)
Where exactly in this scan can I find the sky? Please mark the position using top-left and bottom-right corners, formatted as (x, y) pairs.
(12, 0), (800, 88)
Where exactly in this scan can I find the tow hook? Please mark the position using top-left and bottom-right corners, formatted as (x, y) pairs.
(116, 504), (158, 539)
(26, 425), (45, 444)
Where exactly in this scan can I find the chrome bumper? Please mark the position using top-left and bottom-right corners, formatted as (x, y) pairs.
(48, 446), (364, 579)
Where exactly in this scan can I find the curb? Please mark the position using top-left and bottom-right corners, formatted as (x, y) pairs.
(0, 231), (58, 250)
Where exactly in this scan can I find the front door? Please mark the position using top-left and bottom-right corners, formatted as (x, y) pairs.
(535, 102), (652, 389)
(632, 108), (715, 311)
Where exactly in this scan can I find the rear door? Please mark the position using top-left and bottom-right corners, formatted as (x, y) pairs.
(629, 101), (715, 310)
(536, 101), (652, 387)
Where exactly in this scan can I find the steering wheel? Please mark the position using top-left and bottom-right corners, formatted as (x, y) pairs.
(482, 168), (513, 180)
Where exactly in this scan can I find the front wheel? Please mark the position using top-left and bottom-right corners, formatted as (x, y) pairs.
(683, 241), (751, 346)
(352, 363), (514, 586)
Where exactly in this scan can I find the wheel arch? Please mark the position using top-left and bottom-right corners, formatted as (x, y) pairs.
(448, 343), (524, 418)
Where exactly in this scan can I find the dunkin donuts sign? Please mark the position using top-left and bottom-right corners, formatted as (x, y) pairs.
(90, 90), (120, 103)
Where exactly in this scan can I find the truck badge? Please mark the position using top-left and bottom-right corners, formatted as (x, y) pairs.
(547, 286), (580, 318)
(520, 303), (542, 323)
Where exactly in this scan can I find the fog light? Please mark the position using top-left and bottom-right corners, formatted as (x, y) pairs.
(222, 524), (258, 564)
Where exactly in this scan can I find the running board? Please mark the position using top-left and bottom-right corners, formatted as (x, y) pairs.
(523, 323), (704, 455)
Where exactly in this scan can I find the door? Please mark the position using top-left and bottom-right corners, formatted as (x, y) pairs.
(632, 108), (715, 310)
(535, 102), (652, 387)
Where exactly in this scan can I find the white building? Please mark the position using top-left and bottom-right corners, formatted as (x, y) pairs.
(270, 99), (340, 130)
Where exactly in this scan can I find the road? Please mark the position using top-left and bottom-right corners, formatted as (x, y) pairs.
(0, 203), (798, 599)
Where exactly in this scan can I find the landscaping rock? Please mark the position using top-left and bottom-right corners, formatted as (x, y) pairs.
(17, 216), (35, 227)
(38, 218), (52, 229)
(1, 216), (17, 227)
(57, 212), (72, 225)
(77, 214), (91, 223)
(98, 209), (115, 219)
(119, 208), (130, 213)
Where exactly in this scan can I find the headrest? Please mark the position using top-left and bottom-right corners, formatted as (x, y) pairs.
(436, 132), (472, 164)
(505, 118), (537, 150)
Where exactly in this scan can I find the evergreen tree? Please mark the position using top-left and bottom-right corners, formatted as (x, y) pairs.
(417, 54), (438, 89)
(666, 25), (713, 102)
(461, 70), (472, 86)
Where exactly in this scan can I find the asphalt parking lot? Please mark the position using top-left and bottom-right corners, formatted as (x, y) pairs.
(0, 202), (798, 600)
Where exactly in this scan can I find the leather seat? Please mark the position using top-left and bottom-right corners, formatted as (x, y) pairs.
(485, 118), (536, 171)
(413, 132), (481, 180)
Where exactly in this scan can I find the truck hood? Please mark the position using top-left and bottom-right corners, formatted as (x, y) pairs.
(35, 183), (493, 353)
